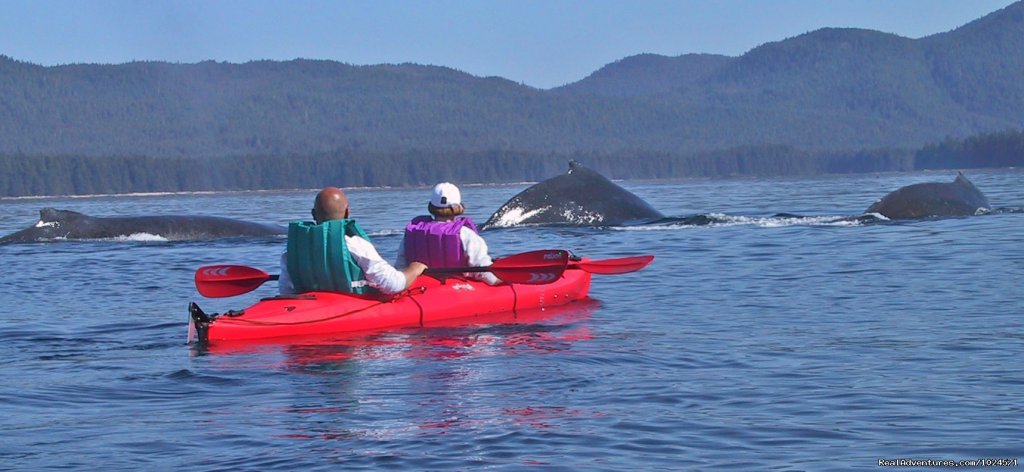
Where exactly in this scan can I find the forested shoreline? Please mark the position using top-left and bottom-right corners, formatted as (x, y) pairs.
(2, 3), (1022, 197)
(2, 129), (1021, 197)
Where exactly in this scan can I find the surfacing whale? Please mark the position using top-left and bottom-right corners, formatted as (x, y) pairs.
(865, 172), (991, 220)
(481, 161), (664, 229)
(0, 207), (286, 244)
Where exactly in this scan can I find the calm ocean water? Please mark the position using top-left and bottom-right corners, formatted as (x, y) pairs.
(1, 169), (1021, 470)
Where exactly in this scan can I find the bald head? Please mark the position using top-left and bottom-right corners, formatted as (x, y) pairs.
(312, 187), (350, 223)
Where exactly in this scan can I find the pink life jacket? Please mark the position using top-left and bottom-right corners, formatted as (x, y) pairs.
(403, 216), (479, 269)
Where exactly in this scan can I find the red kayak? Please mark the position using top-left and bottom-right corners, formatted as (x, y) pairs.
(200, 298), (602, 359)
(189, 250), (653, 343)
(190, 269), (591, 342)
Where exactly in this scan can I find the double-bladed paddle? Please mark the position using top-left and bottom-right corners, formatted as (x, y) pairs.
(194, 249), (653, 298)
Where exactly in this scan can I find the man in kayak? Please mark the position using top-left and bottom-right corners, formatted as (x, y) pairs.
(279, 187), (428, 295)
(395, 182), (500, 285)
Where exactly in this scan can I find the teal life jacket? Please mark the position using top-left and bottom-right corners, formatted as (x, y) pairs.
(286, 219), (376, 295)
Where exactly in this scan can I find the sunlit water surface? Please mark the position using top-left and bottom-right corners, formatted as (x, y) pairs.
(1, 169), (1021, 470)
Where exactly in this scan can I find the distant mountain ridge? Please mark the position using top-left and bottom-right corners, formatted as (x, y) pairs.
(554, 53), (732, 97)
(0, 1), (1022, 159)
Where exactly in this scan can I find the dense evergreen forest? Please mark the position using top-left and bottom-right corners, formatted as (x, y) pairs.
(0, 2), (1022, 196)
(1, 129), (1021, 197)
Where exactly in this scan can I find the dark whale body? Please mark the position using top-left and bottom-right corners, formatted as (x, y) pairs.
(0, 208), (286, 244)
(866, 173), (991, 220)
(481, 161), (664, 229)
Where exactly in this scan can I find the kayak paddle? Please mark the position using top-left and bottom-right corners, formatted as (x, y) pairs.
(194, 250), (654, 298)
(196, 249), (570, 298)
(568, 255), (654, 274)
(194, 264), (279, 298)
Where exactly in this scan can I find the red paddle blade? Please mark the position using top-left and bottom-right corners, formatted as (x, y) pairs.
(493, 249), (570, 268)
(194, 265), (273, 298)
(570, 255), (654, 274)
(489, 249), (570, 285)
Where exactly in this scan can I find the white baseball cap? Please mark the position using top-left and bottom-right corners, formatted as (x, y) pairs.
(430, 182), (462, 208)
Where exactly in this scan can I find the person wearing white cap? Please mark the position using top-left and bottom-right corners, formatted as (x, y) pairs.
(396, 182), (500, 285)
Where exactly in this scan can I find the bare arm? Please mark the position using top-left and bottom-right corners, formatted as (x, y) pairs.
(401, 261), (428, 289)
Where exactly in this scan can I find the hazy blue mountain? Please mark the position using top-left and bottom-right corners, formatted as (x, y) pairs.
(0, 1), (1021, 160)
(921, 0), (1024, 121)
(552, 53), (732, 97)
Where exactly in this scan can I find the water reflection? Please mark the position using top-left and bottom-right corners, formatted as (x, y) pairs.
(191, 300), (598, 443)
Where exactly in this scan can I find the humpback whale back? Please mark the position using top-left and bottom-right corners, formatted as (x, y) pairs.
(0, 207), (286, 244)
(0, 208), (83, 243)
(482, 161), (664, 229)
(866, 172), (991, 219)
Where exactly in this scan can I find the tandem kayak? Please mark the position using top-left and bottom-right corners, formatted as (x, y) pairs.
(189, 269), (593, 343)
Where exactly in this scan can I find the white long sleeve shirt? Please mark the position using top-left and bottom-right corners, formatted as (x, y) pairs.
(395, 226), (500, 285)
(279, 234), (409, 295)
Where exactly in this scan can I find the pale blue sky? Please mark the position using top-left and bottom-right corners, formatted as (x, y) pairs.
(0, 0), (1014, 89)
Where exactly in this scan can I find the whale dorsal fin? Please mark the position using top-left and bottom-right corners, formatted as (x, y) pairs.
(39, 208), (87, 223)
(567, 159), (583, 174)
(954, 172), (975, 188)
